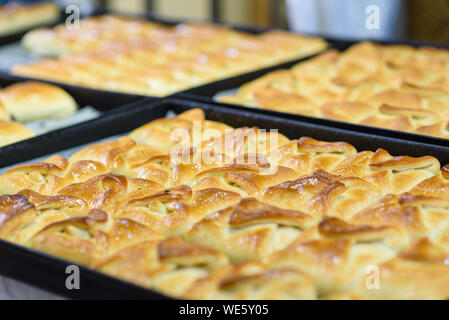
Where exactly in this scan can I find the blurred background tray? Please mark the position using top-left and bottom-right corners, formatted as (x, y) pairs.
(178, 37), (449, 148)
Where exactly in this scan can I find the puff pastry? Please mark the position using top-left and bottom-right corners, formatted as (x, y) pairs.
(222, 42), (449, 140)
(0, 81), (77, 123)
(0, 2), (60, 37)
(1, 108), (449, 300)
(14, 15), (327, 96)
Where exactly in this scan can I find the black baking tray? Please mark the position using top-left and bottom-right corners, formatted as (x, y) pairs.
(178, 36), (449, 148)
(1, 97), (449, 299)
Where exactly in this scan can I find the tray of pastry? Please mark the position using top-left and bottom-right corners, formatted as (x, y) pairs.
(0, 12), (328, 98)
(1, 97), (449, 300)
(0, 77), (144, 152)
(0, 1), (62, 46)
(179, 39), (449, 146)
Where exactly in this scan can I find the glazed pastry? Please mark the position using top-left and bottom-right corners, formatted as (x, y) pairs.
(0, 81), (77, 123)
(1, 108), (449, 299)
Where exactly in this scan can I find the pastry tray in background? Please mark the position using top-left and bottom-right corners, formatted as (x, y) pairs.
(1, 97), (449, 299)
(0, 6), (64, 47)
(178, 37), (449, 148)
(0, 10), (328, 101)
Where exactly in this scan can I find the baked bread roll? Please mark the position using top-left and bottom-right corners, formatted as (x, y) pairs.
(0, 81), (77, 123)
(1, 109), (449, 299)
(0, 100), (10, 121)
(0, 2), (60, 37)
(0, 119), (35, 147)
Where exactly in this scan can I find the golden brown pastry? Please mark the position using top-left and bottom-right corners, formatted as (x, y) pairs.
(0, 81), (77, 123)
(14, 15), (327, 96)
(223, 41), (449, 140)
(0, 81), (82, 148)
(0, 119), (35, 147)
(1, 108), (448, 299)
(0, 2), (60, 37)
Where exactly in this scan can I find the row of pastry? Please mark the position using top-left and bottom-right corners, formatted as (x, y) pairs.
(1, 109), (448, 299)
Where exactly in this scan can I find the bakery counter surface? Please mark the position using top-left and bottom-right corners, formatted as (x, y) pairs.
(1, 98), (449, 299)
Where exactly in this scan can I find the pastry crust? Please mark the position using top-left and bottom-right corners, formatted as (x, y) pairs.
(223, 41), (449, 139)
(0, 2), (60, 36)
(0, 119), (35, 147)
(1, 109), (449, 299)
(0, 99), (10, 121)
(15, 15), (327, 96)
(0, 81), (77, 123)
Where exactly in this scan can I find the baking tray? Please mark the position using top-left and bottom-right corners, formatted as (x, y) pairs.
(178, 37), (449, 148)
(0, 10), (327, 100)
(1, 97), (449, 299)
